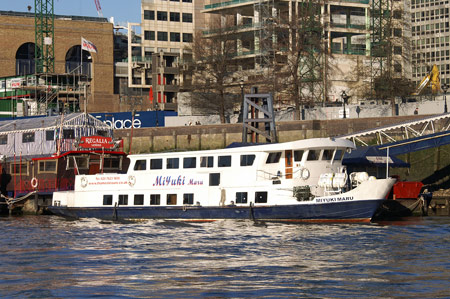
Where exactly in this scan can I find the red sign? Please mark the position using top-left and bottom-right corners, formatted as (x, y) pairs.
(79, 136), (114, 149)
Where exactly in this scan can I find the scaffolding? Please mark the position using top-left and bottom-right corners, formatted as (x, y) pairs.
(35, 0), (55, 74)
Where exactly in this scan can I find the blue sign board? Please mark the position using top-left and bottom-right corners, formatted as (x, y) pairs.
(91, 111), (177, 129)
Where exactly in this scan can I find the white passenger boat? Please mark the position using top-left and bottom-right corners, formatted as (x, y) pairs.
(49, 138), (396, 223)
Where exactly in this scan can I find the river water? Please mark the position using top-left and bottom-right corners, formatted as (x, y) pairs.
(1, 215), (449, 298)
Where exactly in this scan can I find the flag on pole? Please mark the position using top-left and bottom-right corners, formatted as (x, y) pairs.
(81, 37), (98, 53)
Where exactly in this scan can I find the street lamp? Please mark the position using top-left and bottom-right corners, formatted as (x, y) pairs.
(341, 90), (349, 119)
(238, 79), (244, 123)
(155, 102), (159, 127)
(442, 83), (449, 113)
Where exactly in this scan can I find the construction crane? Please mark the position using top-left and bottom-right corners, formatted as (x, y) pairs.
(94, 0), (103, 17)
(413, 64), (441, 95)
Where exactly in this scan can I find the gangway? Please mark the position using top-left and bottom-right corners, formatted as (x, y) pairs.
(339, 113), (450, 146)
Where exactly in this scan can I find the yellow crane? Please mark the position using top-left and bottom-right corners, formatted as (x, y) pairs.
(413, 64), (441, 95)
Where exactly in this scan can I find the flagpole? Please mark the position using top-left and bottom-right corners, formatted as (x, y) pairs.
(81, 38), (83, 75)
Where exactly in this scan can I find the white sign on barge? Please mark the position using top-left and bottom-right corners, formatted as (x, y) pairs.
(49, 138), (396, 223)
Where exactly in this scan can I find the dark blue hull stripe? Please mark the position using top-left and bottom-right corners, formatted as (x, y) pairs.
(49, 200), (384, 222)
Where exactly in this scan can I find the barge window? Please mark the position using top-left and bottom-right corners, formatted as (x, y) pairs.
(322, 149), (333, 161)
(134, 159), (147, 171)
(134, 194), (144, 205)
(209, 173), (220, 186)
(150, 194), (160, 205)
(38, 160), (57, 173)
(150, 158), (163, 169)
(0, 135), (7, 145)
(183, 157), (196, 168)
(334, 150), (344, 162)
(45, 130), (54, 141)
(63, 129), (75, 139)
(119, 194), (128, 205)
(218, 155), (231, 167)
(67, 157), (89, 169)
(22, 132), (35, 143)
(294, 150), (304, 162)
(240, 154), (255, 166)
(236, 192), (248, 204)
(200, 156), (213, 168)
(167, 194), (177, 205)
(183, 193), (194, 205)
(103, 157), (122, 170)
(167, 158), (179, 169)
(307, 150), (320, 161)
(103, 195), (113, 205)
(10, 162), (28, 175)
(266, 152), (281, 164)
(255, 191), (268, 203)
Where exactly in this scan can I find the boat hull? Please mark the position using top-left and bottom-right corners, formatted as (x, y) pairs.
(48, 199), (385, 223)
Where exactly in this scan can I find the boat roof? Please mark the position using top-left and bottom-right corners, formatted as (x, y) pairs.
(129, 138), (355, 159)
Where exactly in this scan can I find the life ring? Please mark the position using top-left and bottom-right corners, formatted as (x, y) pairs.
(80, 176), (88, 188)
(128, 175), (136, 186)
(31, 177), (39, 189)
(301, 168), (310, 180)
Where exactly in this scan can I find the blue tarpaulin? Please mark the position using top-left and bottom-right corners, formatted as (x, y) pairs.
(343, 146), (409, 168)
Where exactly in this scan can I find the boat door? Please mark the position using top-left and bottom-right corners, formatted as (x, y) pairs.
(285, 150), (293, 179)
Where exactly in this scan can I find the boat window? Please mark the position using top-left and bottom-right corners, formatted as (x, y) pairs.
(103, 157), (122, 170)
(119, 194), (128, 205)
(167, 194), (177, 205)
(307, 150), (321, 161)
(103, 195), (113, 205)
(266, 152), (281, 164)
(150, 194), (160, 205)
(45, 130), (54, 141)
(22, 132), (35, 143)
(200, 156), (213, 168)
(322, 149), (333, 161)
(67, 156), (89, 170)
(134, 159), (147, 171)
(334, 150), (344, 162)
(0, 135), (7, 145)
(255, 191), (268, 203)
(167, 158), (179, 169)
(240, 154), (255, 166)
(150, 158), (163, 169)
(183, 193), (194, 205)
(10, 162), (28, 176)
(183, 157), (196, 168)
(63, 129), (75, 139)
(218, 155), (232, 167)
(209, 173), (220, 186)
(38, 159), (57, 173)
(134, 194), (144, 205)
(236, 192), (248, 204)
(294, 150), (304, 162)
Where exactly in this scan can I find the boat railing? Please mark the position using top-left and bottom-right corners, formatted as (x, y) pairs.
(256, 168), (302, 180)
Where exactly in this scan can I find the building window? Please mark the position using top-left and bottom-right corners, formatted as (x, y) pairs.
(294, 150), (304, 162)
(394, 63), (402, 73)
(209, 173), (220, 186)
(183, 157), (196, 168)
(266, 152), (281, 163)
(394, 28), (402, 37)
(67, 156), (89, 169)
(255, 191), (268, 203)
(22, 132), (35, 143)
(170, 32), (181, 42)
(240, 154), (255, 166)
(394, 46), (402, 55)
(183, 193), (194, 205)
(134, 194), (144, 205)
(182, 0), (192, 2)
(200, 156), (213, 168)
(45, 130), (54, 141)
(157, 31), (168, 41)
(182, 13), (192, 23)
(144, 10), (155, 20)
(38, 160), (57, 173)
(134, 159), (147, 171)
(218, 155), (231, 167)
(119, 194), (128, 205)
(0, 135), (7, 145)
(103, 195), (113, 205)
(170, 12), (180, 22)
(150, 158), (163, 169)
(157, 11), (168, 21)
(150, 194), (161, 205)
(182, 33), (193, 42)
(236, 192), (247, 204)
(167, 158), (179, 169)
(145, 30), (155, 41)
(167, 194), (177, 205)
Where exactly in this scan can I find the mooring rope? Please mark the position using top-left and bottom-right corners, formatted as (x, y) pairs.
(0, 191), (37, 206)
